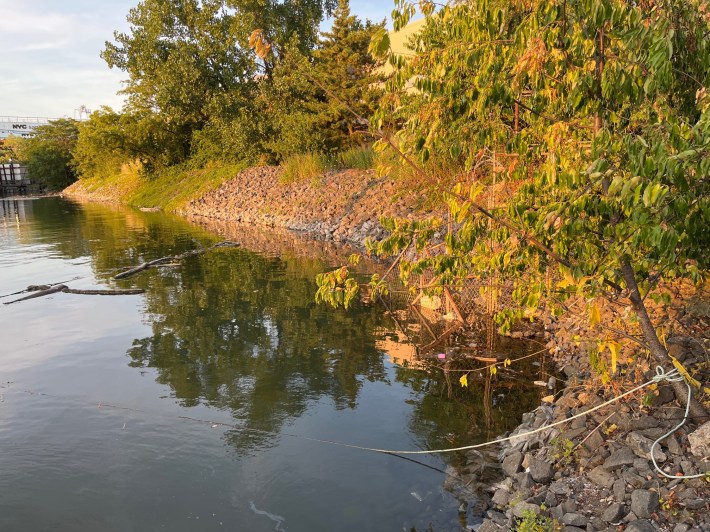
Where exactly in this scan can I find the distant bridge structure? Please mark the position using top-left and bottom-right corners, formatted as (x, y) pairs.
(0, 163), (30, 196)
(0, 116), (54, 140)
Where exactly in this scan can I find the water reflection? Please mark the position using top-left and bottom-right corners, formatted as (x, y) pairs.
(0, 197), (551, 531)
(2, 197), (548, 453)
(126, 249), (393, 448)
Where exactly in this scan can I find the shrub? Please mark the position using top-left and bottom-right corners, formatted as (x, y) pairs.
(280, 152), (331, 185)
(337, 145), (374, 169)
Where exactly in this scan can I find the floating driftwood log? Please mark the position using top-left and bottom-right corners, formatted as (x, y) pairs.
(113, 240), (240, 280)
(2, 241), (240, 305)
(3, 284), (145, 305)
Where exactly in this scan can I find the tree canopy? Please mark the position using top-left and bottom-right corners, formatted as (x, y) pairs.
(311, 0), (384, 149)
(87, 0), (380, 170)
(317, 0), (710, 415)
(102, 0), (258, 165)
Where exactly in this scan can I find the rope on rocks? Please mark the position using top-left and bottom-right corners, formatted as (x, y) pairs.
(649, 367), (708, 479)
(179, 366), (707, 473)
(244, 366), (677, 456)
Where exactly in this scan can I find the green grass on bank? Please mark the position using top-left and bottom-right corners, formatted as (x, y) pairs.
(71, 146), (377, 210)
(70, 161), (248, 212)
(280, 152), (330, 185)
(126, 162), (248, 212)
(279, 146), (375, 185)
(68, 143), (452, 213)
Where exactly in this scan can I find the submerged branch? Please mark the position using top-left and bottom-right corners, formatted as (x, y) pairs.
(3, 284), (145, 305)
(112, 240), (240, 280)
(3, 242), (240, 304)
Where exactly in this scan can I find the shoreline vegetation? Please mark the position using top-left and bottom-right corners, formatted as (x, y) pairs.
(7, 0), (710, 529)
(62, 158), (710, 530)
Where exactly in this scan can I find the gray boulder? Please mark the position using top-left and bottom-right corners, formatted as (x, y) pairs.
(630, 489), (659, 519)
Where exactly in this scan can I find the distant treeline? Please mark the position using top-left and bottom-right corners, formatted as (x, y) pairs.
(2, 0), (384, 191)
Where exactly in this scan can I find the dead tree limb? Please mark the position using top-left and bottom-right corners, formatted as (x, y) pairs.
(4, 284), (68, 304)
(112, 241), (240, 280)
(63, 288), (145, 296)
(3, 284), (145, 305)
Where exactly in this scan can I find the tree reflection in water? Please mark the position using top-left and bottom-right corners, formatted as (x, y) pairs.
(17, 197), (546, 459)
(126, 248), (391, 452)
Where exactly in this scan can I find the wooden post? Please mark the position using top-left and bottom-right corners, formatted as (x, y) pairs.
(444, 286), (466, 323)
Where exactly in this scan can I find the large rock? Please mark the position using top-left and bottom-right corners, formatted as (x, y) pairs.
(627, 432), (667, 463)
(603, 447), (636, 470)
(613, 478), (627, 502)
(502, 451), (524, 477)
(587, 465), (615, 488)
(548, 480), (572, 496)
(631, 415), (659, 430)
(511, 502), (540, 519)
(688, 421), (710, 459)
(601, 502), (627, 523)
(561, 513), (587, 527)
(630, 489), (660, 519)
(528, 458), (554, 484)
(491, 488), (510, 507)
(476, 520), (501, 532)
(625, 521), (657, 532)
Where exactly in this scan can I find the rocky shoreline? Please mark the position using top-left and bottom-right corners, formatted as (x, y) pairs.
(64, 165), (709, 531)
(463, 337), (710, 532)
(179, 166), (441, 245)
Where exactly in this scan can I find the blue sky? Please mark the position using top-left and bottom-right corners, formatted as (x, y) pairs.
(0, 0), (393, 119)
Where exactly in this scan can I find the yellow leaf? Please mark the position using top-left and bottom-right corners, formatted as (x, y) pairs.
(670, 356), (701, 389)
(589, 303), (601, 326)
(556, 271), (576, 289)
(609, 341), (621, 374)
(469, 183), (485, 201)
(490, 366), (497, 376)
(504, 358), (511, 367)
(459, 374), (468, 388)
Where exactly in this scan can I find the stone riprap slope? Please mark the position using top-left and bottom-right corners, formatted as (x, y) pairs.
(180, 166), (439, 245)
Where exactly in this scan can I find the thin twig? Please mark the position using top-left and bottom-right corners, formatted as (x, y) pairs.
(574, 411), (616, 451)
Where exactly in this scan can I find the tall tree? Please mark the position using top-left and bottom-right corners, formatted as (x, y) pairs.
(237, 0), (338, 75)
(17, 119), (79, 190)
(102, 0), (256, 165)
(311, 0), (384, 150)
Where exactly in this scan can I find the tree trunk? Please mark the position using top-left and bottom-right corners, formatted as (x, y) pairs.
(620, 259), (708, 422)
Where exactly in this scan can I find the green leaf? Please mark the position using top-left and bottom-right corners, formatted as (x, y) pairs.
(369, 28), (391, 58)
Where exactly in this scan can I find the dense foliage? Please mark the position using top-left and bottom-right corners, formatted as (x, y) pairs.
(316, 0), (709, 413)
(76, 0), (380, 177)
(364, 0), (709, 284)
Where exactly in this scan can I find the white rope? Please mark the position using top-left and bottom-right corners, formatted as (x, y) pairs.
(15, 367), (709, 478)
(279, 367), (678, 455)
(649, 368), (708, 479)
(305, 365), (709, 482)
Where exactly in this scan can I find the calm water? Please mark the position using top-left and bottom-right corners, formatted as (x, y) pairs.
(0, 197), (543, 531)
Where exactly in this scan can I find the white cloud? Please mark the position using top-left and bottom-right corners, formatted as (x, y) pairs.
(0, 0), (132, 117)
(0, 11), (74, 35)
(0, 0), (393, 118)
